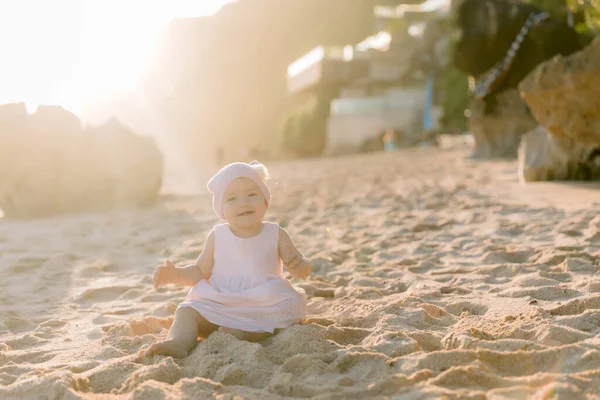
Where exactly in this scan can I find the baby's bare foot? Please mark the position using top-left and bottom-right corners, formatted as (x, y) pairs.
(144, 339), (190, 359)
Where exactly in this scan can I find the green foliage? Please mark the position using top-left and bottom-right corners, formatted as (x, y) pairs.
(439, 32), (469, 133)
(567, 0), (600, 34)
(439, 63), (469, 133)
(524, 0), (600, 35)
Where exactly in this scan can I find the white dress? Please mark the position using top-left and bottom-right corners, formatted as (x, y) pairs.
(178, 222), (307, 333)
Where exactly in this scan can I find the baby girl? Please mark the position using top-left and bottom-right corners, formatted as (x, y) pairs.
(144, 161), (311, 358)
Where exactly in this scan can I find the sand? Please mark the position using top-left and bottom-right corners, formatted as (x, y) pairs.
(1, 147), (600, 399)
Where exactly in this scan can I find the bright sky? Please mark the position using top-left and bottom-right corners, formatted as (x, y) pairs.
(0, 0), (233, 115)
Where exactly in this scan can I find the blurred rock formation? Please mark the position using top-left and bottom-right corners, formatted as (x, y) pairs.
(0, 103), (163, 218)
(453, 0), (587, 158)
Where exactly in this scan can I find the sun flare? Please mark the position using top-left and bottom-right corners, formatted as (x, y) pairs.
(0, 0), (233, 116)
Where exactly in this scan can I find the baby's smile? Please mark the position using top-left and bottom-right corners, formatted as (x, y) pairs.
(237, 210), (255, 216)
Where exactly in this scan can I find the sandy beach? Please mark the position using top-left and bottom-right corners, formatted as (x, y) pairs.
(1, 147), (600, 399)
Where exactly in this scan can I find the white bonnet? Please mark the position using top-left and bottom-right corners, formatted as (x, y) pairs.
(207, 160), (271, 220)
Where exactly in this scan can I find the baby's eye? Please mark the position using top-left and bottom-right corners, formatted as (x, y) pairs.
(248, 192), (258, 197)
(226, 197), (236, 202)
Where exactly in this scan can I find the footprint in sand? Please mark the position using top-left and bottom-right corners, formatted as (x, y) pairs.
(407, 260), (436, 274)
(0, 364), (35, 385)
(538, 270), (573, 282)
(83, 359), (140, 393)
(321, 325), (372, 347)
(482, 276), (512, 285)
(77, 260), (118, 278)
(99, 317), (173, 356)
(7, 256), (47, 274)
(6, 349), (57, 365)
(446, 301), (489, 316)
(73, 285), (137, 304)
(329, 351), (391, 381)
(499, 286), (581, 301)
(66, 360), (101, 373)
(38, 319), (68, 329)
(4, 317), (37, 334)
(514, 275), (560, 287)
(93, 346), (129, 360)
(361, 332), (420, 357)
(441, 330), (479, 350)
(587, 281), (600, 292)
(560, 258), (597, 274)
(536, 324), (593, 346)
(439, 286), (471, 295)
(548, 295), (600, 316)
(103, 316), (173, 338)
(555, 310), (600, 333)
(480, 249), (534, 265)
(139, 292), (184, 303)
(478, 264), (529, 278)
(117, 357), (181, 394)
(4, 334), (48, 350)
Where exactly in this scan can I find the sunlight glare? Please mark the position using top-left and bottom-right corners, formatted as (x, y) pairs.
(0, 0), (233, 116)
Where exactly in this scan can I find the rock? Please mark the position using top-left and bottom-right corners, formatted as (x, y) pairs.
(520, 36), (600, 145)
(84, 119), (164, 209)
(33, 105), (81, 134)
(0, 105), (163, 218)
(453, 0), (586, 159)
(517, 36), (600, 182)
(468, 89), (537, 158)
(0, 102), (29, 129)
(518, 126), (600, 182)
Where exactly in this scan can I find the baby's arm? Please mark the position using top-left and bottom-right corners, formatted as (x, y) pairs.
(155, 230), (214, 288)
(194, 229), (215, 280)
(278, 227), (311, 279)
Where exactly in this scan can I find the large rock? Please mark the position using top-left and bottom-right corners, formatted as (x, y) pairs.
(520, 36), (600, 145)
(517, 36), (600, 182)
(467, 89), (537, 158)
(518, 126), (600, 182)
(453, 0), (586, 159)
(0, 104), (163, 218)
(0, 102), (29, 129)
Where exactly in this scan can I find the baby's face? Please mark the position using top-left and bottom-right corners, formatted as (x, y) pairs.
(222, 177), (267, 229)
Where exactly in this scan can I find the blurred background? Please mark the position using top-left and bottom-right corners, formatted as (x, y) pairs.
(0, 0), (598, 217)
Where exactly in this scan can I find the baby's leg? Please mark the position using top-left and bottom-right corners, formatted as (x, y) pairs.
(144, 307), (218, 358)
(219, 327), (272, 342)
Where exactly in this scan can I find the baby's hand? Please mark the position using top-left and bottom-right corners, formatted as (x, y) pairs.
(283, 245), (311, 279)
(153, 260), (177, 289)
